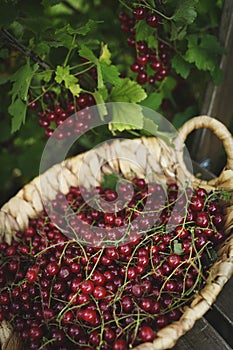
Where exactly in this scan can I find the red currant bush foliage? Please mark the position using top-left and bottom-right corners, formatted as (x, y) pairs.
(0, 176), (230, 350)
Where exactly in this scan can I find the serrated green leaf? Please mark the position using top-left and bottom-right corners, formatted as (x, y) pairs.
(9, 59), (39, 132)
(10, 60), (39, 101)
(171, 55), (191, 78)
(135, 20), (155, 43)
(54, 27), (75, 49)
(55, 65), (70, 84)
(34, 42), (50, 56)
(35, 70), (53, 83)
(109, 103), (144, 132)
(100, 62), (121, 86)
(185, 34), (224, 72)
(67, 20), (99, 36)
(111, 78), (147, 103)
(79, 45), (98, 64)
(172, 0), (198, 25)
(55, 65), (80, 96)
(140, 92), (163, 111)
(99, 43), (111, 64)
(170, 22), (187, 41)
(69, 83), (81, 97)
(9, 99), (27, 133)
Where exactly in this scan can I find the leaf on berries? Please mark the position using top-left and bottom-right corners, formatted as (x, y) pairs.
(185, 34), (224, 72)
(172, 0), (198, 25)
(110, 78), (147, 103)
(173, 240), (184, 255)
(55, 65), (81, 96)
(9, 59), (39, 133)
(99, 43), (111, 64)
(79, 45), (98, 64)
(100, 62), (121, 86)
(109, 103), (144, 132)
(68, 83), (81, 97)
(140, 92), (163, 111)
(102, 173), (119, 190)
(171, 55), (191, 79)
(135, 20), (154, 43)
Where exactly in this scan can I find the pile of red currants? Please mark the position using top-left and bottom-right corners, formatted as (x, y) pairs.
(0, 177), (228, 349)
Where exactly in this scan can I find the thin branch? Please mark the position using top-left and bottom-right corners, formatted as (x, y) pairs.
(62, 0), (81, 15)
(0, 28), (51, 70)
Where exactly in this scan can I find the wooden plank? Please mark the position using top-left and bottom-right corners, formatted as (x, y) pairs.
(204, 277), (233, 348)
(214, 277), (233, 325)
(189, 0), (233, 175)
(172, 317), (232, 350)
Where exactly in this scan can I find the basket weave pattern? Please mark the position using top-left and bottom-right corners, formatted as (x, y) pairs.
(0, 116), (233, 350)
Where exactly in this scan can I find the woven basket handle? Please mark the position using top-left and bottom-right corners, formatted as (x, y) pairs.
(175, 115), (233, 185)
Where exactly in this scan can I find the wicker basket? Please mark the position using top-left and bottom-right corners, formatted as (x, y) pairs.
(0, 116), (233, 350)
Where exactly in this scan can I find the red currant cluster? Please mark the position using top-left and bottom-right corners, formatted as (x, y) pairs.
(119, 5), (171, 85)
(0, 178), (227, 350)
(28, 92), (96, 139)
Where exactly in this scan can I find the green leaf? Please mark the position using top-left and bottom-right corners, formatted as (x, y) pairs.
(9, 59), (39, 132)
(173, 239), (184, 255)
(140, 92), (163, 111)
(100, 62), (121, 86)
(172, 0), (198, 25)
(34, 42), (50, 56)
(99, 43), (111, 64)
(185, 34), (224, 72)
(110, 78), (147, 103)
(35, 70), (53, 83)
(101, 173), (119, 190)
(109, 103), (144, 132)
(55, 65), (80, 96)
(53, 27), (76, 49)
(92, 90), (108, 120)
(67, 20), (99, 36)
(211, 67), (224, 85)
(9, 99), (27, 133)
(135, 20), (155, 43)
(171, 55), (191, 79)
(79, 45), (98, 64)
(173, 105), (198, 129)
(69, 83), (81, 96)
(79, 45), (103, 89)
(170, 22), (187, 41)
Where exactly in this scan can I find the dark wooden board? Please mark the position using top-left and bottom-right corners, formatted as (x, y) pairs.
(172, 317), (232, 350)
